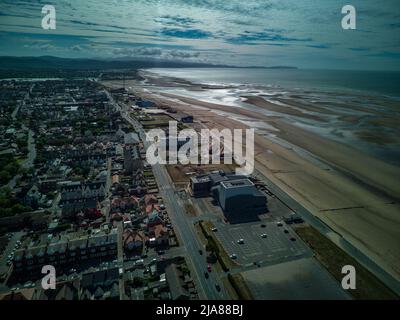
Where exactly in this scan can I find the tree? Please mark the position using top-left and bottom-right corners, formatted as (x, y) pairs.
(0, 171), (11, 184)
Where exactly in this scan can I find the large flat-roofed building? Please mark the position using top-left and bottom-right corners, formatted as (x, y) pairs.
(189, 170), (247, 197)
(213, 178), (267, 223)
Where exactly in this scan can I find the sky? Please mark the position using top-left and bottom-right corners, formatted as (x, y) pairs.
(0, 0), (399, 70)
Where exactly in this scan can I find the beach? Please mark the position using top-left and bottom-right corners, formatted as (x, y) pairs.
(102, 69), (400, 283)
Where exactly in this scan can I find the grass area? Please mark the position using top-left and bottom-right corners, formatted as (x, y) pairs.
(166, 163), (239, 184)
(227, 273), (254, 300)
(166, 165), (190, 184)
(295, 225), (399, 300)
(221, 276), (239, 300)
(199, 220), (238, 271)
(140, 114), (174, 128)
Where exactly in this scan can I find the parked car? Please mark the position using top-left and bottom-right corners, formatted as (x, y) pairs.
(261, 233), (267, 238)
(135, 259), (144, 266)
(215, 284), (221, 292)
(284, 229), (289, 234)
(204, 272), (209, 279)
(229, 253), (237, 260)
(211, 227), (218, 232)
(198, 249), (203, 255)
(207, 264), (212, 272)
(237, 239), (244, 245)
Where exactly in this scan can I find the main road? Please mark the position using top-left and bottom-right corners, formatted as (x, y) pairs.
(106, 89), (228, 300)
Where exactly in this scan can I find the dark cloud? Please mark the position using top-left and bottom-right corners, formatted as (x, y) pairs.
(349, 47), (371, 52)
(159, 27), (212, 39)
(155, 15), (200, 27)
(306, 44), (330, 49)
(226, 30), (312, 45)
(112, 46), (201, 60)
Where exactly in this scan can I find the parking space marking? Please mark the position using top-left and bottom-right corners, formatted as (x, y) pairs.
(214, 221), (310, 265)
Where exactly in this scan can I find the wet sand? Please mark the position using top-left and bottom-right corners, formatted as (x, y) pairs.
(137, 89), (400, 283)
(103, 77), (400, 284)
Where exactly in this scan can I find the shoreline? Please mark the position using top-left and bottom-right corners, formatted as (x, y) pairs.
(102, 77), (400, 283)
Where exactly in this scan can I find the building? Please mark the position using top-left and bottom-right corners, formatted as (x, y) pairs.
(123, 145), (142, 174)
(189, 175), (211, 197)
(189, 171), (247, 197)
(12, 229), (118, 279)
(59, 180), (106, 217)
(136, 99), (155, 108)
(80, 267), (119, 300)
(181, 115), (193, 123)
(165, 264), (189, 300)
(213, 179), (267, 223)
(124, 132), (140, 145)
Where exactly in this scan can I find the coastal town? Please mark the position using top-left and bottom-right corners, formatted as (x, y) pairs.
(0, 72), (398, 301)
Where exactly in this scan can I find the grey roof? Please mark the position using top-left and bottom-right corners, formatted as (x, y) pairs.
(165, 264), (189, 300)
(220, 179), (254, 189)
(124, 132), (140, 145)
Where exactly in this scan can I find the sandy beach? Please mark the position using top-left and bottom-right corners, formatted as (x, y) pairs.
(103, 76), (400, 283)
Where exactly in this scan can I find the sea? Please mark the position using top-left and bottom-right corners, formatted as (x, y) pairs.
(144, 68), (400, 165)
(147, 68), (400, 98)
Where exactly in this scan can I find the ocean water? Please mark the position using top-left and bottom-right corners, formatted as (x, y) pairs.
(144, 68), (400, 165)
(148, 68), (400, 98)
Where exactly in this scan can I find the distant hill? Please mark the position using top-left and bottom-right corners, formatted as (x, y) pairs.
(0, 56), (297, 71)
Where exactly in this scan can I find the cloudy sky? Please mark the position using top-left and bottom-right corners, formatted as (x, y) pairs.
(0, 0), (399, 70)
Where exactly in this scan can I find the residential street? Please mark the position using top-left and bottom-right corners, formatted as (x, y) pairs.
(110, 92), (229, 300)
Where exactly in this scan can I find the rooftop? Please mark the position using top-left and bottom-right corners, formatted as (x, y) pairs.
(220, 179), (254, 189)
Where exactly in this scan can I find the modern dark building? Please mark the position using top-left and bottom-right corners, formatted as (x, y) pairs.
(189, 175), (212, 197)
(212, 178), (267, 223)
(189, 170), (246, 197)
(181, 115), (193, 123)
